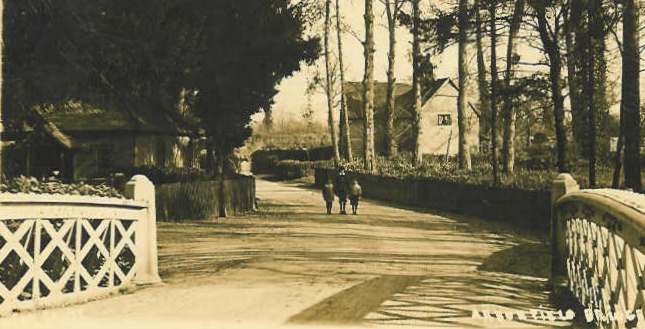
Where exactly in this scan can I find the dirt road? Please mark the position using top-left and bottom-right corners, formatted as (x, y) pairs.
(0, 178), (570, 329)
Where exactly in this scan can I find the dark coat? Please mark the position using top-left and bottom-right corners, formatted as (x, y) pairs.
(323, 183), (335, 202)
(334, 174), (348, 199)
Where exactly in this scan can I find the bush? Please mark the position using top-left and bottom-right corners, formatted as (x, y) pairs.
(251, 147), (333, 174)
(113, 166), (210, 185)
(274, 160), (332, 180)
(325, 153), (623, 191)
(518, 144), (554, 170)
(1, 175), (124, 198)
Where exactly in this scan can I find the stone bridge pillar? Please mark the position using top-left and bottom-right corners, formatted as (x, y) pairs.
(550, 174), (579, 292)
(126, 175), (162, 285)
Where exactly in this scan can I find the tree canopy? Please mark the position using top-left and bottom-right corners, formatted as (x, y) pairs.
(5, 0), (320, 163)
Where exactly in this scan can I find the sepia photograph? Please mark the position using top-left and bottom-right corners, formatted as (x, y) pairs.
(0, 0), (643, 328)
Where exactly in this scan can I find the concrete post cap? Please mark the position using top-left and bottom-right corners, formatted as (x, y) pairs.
(127, 175), (153, 184)
(555, 173), (576, 181)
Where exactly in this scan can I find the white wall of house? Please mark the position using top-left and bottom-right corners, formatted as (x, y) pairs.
(419, 83), (479, 156)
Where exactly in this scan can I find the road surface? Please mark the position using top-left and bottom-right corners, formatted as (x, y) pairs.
(0, 178), (570, 329)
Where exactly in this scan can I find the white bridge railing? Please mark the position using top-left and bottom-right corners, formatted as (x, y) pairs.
(0, 175), (161, 315)
(552, 174), (645, 328)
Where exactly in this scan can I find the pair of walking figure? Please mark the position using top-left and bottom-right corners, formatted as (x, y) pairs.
(322, 168), (362, 215)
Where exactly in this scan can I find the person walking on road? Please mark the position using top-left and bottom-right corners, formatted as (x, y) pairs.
(322, 179), (335, 215)
(349, 179), (362, 215)
(334, 168), (349, 215)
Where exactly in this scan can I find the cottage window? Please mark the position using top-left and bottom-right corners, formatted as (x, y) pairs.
(438, 114), (452, 126)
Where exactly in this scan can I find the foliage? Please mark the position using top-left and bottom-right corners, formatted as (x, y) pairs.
(113, 166), (211, 185)
(322, 153), (634, 191)
(0, 175), (124, 198)
(6, 0), (320, 174)
(191, 0), (320, 167)
(157, 177), (255, 221)
(274, 160), (333, 180)
(250, 119), (331, 150)
(251, 147), (333, 173)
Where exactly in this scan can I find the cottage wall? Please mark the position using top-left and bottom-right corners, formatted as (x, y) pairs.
(420, 84), (479, 156)
(348, 82), (480, 158)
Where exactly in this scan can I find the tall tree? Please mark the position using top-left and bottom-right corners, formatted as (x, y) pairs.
(0, 0), (4, 179)
(336, 0), (352, 161)
(586, 0), (602, 187)
(532, 1), (569, 173)
(457, 0), (472, 170)
(363, 0), (377, 171)
(411, 0), (423, 165)
(564, 0), (585, 155)
(622, 0), (642, 192)
(475, 0), (490, 146)
(501, 0), (526, 173)
(489, 0), (500, 185)
(324, 0), (341, 165)
(383, 0), (403, 158)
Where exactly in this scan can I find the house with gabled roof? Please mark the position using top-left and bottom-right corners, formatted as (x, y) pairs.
(4, 101), (205, 181)
(344, 78), (480, 157)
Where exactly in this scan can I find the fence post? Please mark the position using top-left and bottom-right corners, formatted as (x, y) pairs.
(550, 173), (579, 291)
(126, 175), (162, 285)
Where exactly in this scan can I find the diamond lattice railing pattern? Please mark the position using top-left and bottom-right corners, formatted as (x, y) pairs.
(554, 185), (645, 329)
(0, 189), (153, 314)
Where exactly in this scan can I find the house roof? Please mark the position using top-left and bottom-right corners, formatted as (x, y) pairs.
(38, 101), (188, 135)
(344, 78), (452, 120)
(8, 101), (198, 149)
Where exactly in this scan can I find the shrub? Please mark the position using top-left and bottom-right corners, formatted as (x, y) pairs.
(275, 160), (332, 180)
(323, 153), (623, 191)
(251, 147), (333, 174)
(0, 175), (124, 198)
(113, 166), (210, 185)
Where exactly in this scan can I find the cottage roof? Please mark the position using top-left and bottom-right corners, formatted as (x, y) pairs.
(345, 78), (478, 121)
(7, 101), (199, 149)
(37, 101), (189, 135)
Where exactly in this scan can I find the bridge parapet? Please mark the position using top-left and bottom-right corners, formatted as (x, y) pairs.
(0, 175), (161, 315)
(552, 174), (645, 327)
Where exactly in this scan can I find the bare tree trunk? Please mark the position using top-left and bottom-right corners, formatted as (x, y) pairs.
(475, 0), (489, 148)
(336, 0), (352, 162)
(501, 0), (525, 173)
(217, 155), (228, 218)
(363, 0), (376, 172)
(565, 0), (584, 155)
(489, 0), (500, 185)
(0, 0), (4, 181)
(622, 0), (642, 192)
(325, 0), (341, 166)
(534, 5), (568, 173)
(412, 0), (423, 165)
(384, 0), (399, 158)
(586, 0), (600, 187)
(457, 0), (471, 170)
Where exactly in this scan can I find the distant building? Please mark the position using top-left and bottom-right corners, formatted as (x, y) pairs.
(5, 102), (204, 181)
(345, 78), (480, 157)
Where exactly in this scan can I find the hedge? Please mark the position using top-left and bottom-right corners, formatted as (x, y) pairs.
(156, 174), (256, 221)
